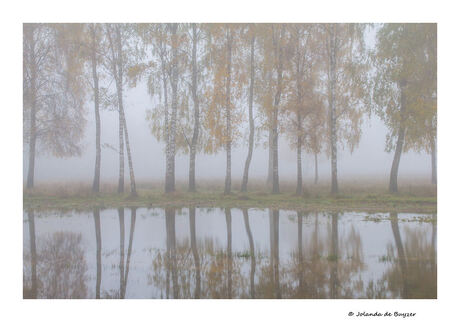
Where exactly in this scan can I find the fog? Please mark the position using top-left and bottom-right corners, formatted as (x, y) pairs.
(23, 81), (431, 184)
(22, 23), (434, 186)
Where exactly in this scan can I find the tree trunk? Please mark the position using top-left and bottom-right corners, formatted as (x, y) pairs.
(121, 111), (136, 196)
(272, 26), (284, 194)
(389, 82), (407, 193)
(114, 26), (136, 196)
(165, 24), (178, 193)
(189, 207), (201, 298)
(296, 120), (302, 195)
(224, 29), (233, 195)
(162, 64), (170, 193)
(91, 27), (101, 193)
(272, 90), (280, 194)
(93, 209), (102, 299)
(189, 24), (199, 192)
(329, 27), (338, 194)
(314, 153), (319, 184)
(117, 80), (125, 194)
(241, 35), (255, 193)
(27, 98), (37, 189)
(26, 27), (37, 189)
(431, 137), (437, 184)
(242, 208), (255, 299)
(295, 35), (303, 196)
(267, 130), (273, 185)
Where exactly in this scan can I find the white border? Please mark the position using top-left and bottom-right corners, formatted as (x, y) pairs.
(1, 1), (458, 321)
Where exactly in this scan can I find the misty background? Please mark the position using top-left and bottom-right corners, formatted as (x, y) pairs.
(22, 81), (431, 184)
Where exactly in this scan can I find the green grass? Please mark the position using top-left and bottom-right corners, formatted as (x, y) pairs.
(23, 180), (437, 213)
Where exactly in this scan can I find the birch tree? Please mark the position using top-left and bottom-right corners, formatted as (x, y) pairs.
(135, 23), (187, 193)
(180, 23), (208, 192)
(241, 25), (257, 192)
(321, 23), (368, 194)
(258, 24), (287, 194)
(304, 96), (327, 185)
(402, 25), (437, 185)
(373, 23), (436, 192)
(103, 23), (137, 196)
(284, 24), (321, 194)
(81, 23), (104, 193)
(204, 24), (245, 194)
(23, 23), (86, 188)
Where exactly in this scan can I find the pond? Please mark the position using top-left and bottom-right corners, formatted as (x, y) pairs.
(23, 208), (436, 299)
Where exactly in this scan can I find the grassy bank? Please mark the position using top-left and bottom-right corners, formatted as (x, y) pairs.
(23, 180), (437, 213)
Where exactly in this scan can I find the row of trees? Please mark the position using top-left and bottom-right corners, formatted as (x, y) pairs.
(23, 23), (437, 195)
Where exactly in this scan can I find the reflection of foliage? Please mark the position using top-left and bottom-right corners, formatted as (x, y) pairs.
(24, 232), (88, 299)
(148, 237), (249, 299)
(282, 216), (365, 299)
(366, 223), (436, 299)
(145, 212), (433, 299)
(148, 239), (195, 299)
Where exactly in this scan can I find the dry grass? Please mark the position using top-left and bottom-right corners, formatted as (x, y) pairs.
(29, 177), (432, 196)
(24, 177), (437, 198)
(23, 177), (436, 214)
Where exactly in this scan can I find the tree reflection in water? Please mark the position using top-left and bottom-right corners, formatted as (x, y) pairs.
(242, 208), (255, 299)
(366, 213), (437, 299)
(24, 210), (37, 299)
(23, 213), (88, 299)
(93, 208), (102, 299)
(24, 208), (436, 299)
(189, 207), (201, 299)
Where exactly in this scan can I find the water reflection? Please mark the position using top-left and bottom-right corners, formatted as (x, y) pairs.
(23, 208), (436, 299)
(189, 207), (201, 299)
(242, 208), (255, 299)
(24, 210), (37, 299)
(24, 210), (88, 298)
(93, 208), (101, 299)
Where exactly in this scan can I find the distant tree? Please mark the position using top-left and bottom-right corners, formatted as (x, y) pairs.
(320, 23), (368, 194)
(23, 23), (86, 188)
(164, 23), (180, 193)
(204, 24), (245, 194)
(133, 23), (188, 193)
(284, 24), (322, 194)
(241, 25), (257, 192)
(80, 23), (105, 193)
(180, 23), (208, 192)
(258, 24), (287, 194)
(402, 26), (437, 185)
(187, 23), (201, 191)
(132, 23), (172, 191)
(103, 23), (137, 196)
(373, 23), (437, 192)
(304, 96), (327, 185)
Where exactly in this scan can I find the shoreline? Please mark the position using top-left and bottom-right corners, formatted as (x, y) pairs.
(23, 189), (437, 214)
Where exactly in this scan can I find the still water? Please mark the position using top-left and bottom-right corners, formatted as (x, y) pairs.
(23, 208), (436, 299)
